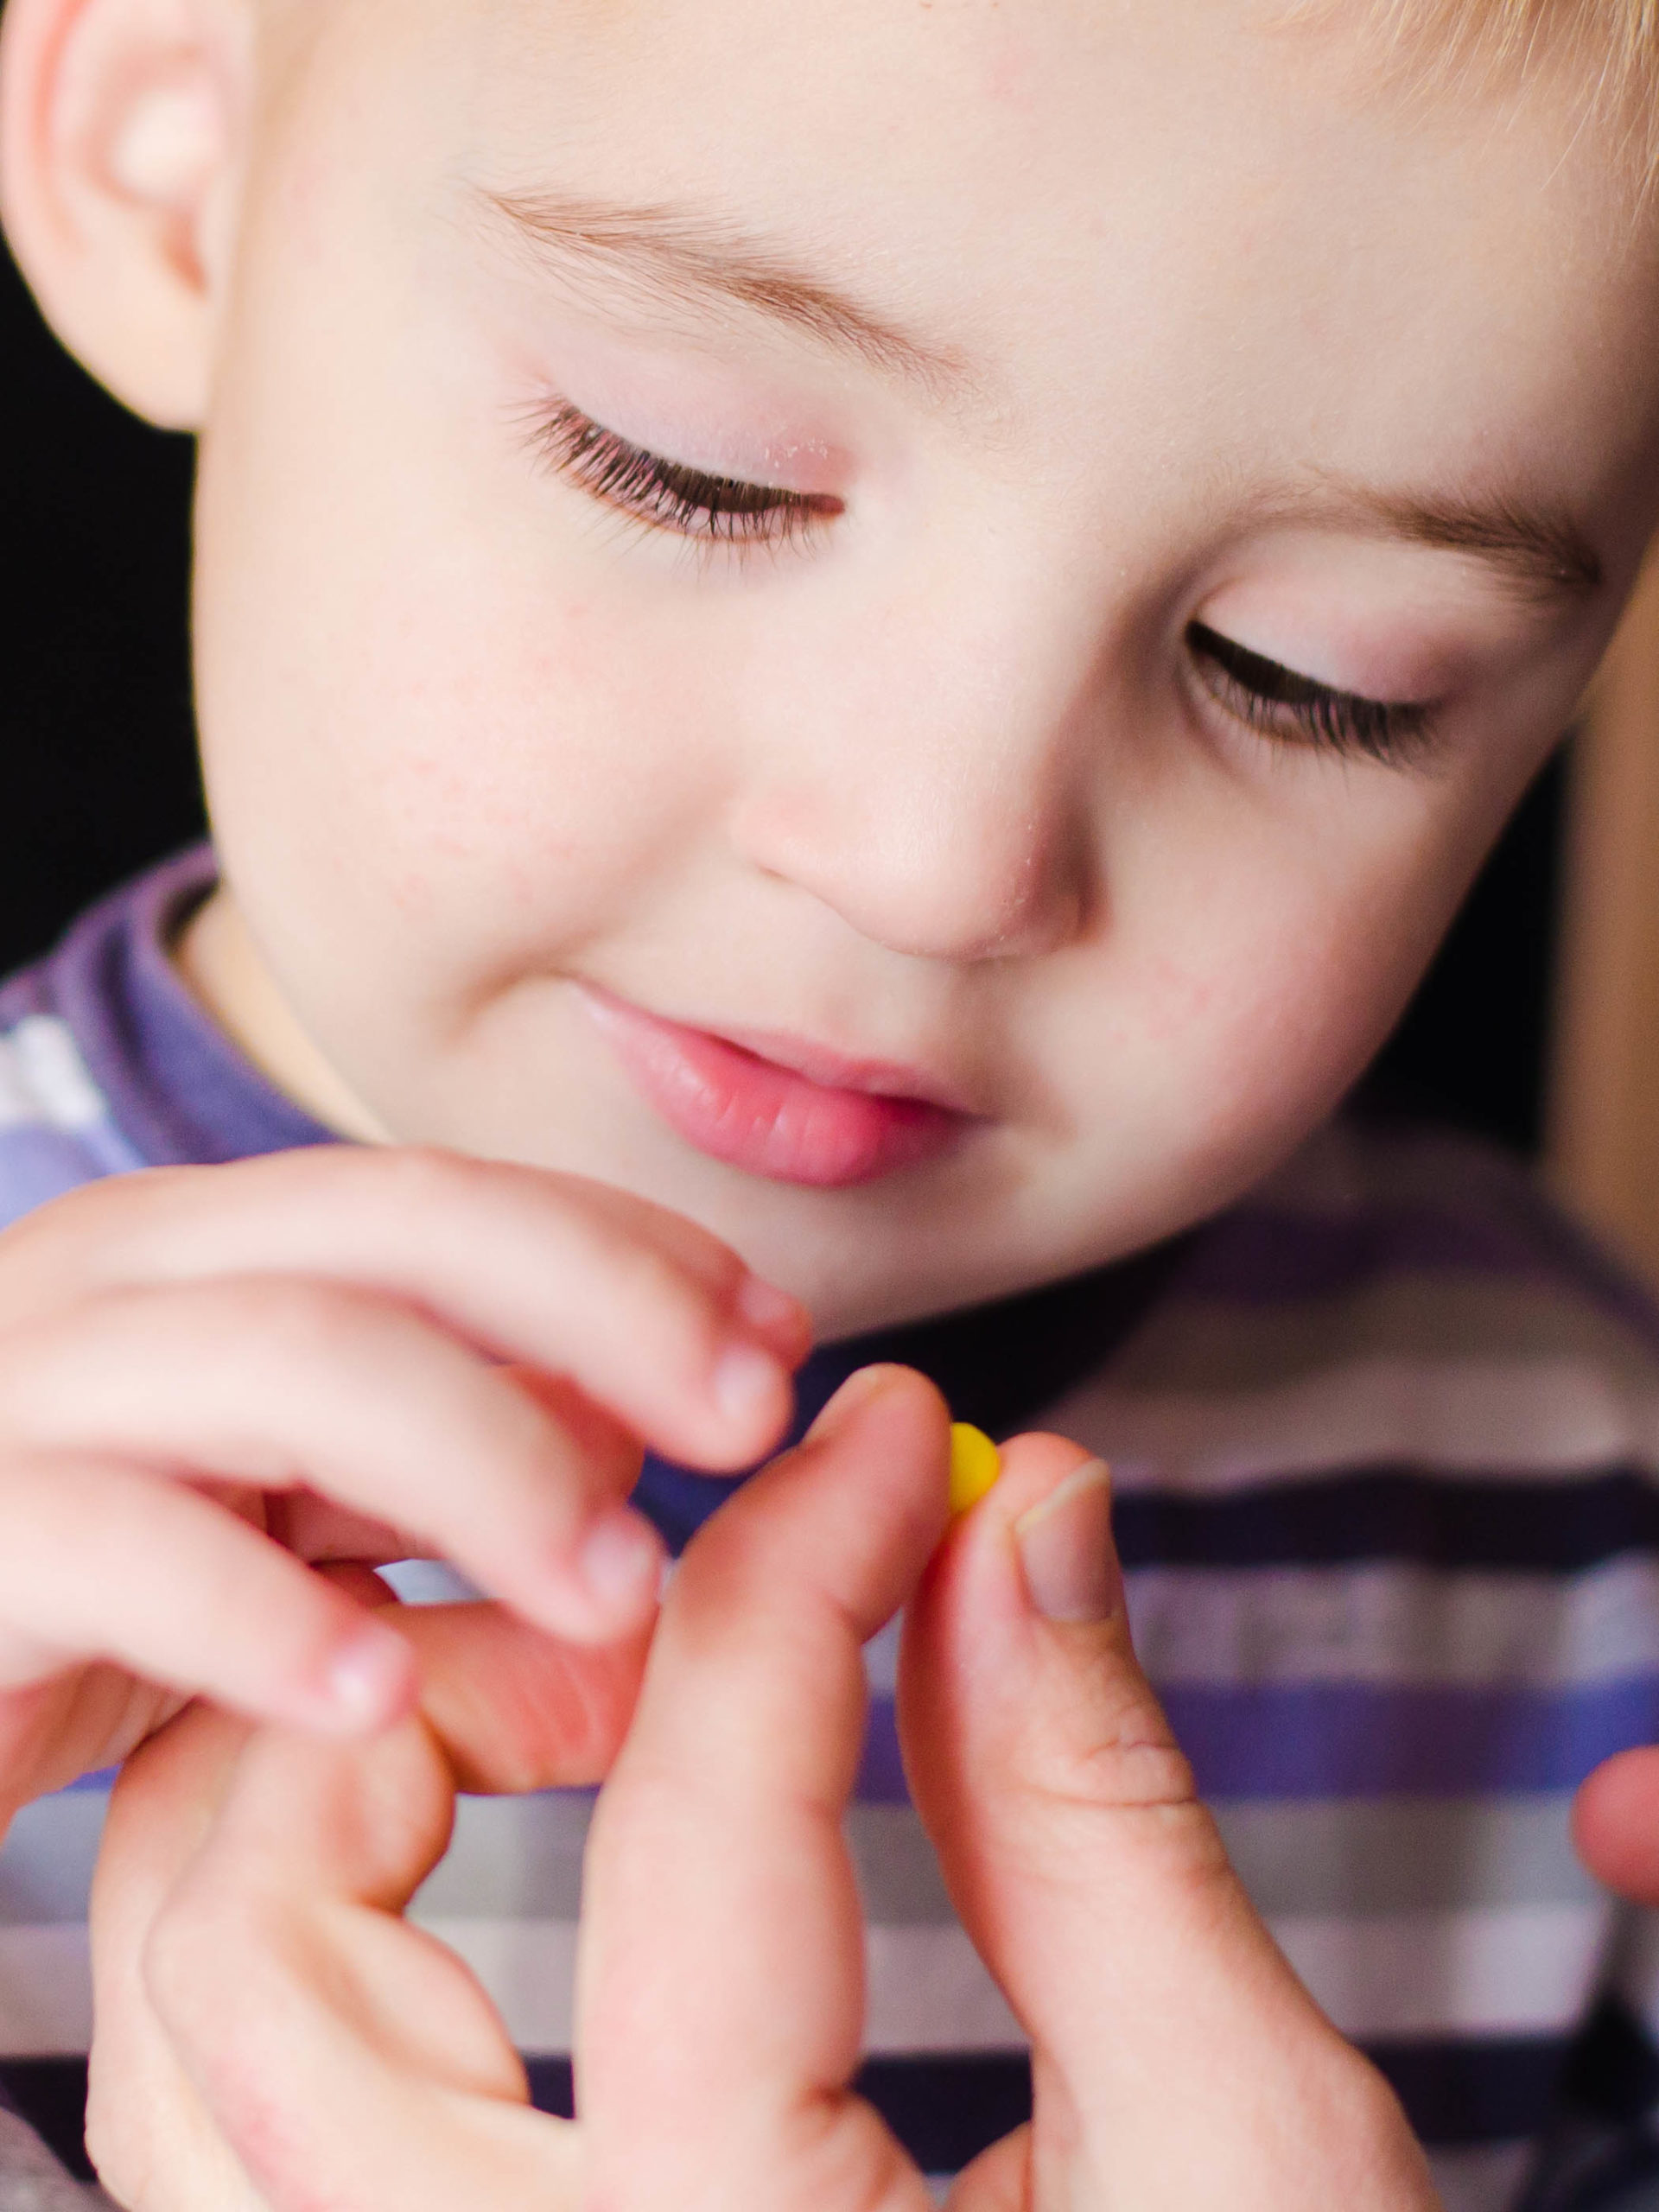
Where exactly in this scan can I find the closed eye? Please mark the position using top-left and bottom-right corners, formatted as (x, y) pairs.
(529, 400), (841, 547)
(1187, 620), (1438, 767)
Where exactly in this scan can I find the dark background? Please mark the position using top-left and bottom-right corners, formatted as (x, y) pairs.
(0, 227), (1567, 1158)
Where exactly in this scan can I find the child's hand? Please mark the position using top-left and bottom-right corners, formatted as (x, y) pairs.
(82, 1366), (1439, 2212)
(0, 1145), (804, 1811)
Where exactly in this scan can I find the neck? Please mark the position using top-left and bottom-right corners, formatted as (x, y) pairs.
(172, 887), (389, 1143)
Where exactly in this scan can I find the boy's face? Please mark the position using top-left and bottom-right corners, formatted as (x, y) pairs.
(181, 0), (1659, 1332)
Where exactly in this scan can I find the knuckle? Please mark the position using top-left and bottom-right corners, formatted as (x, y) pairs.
(143, 1878), (265, 2049)
(359, 1142), (474, 1213)
(200, 1275), (380, 1371)
(1037, 1643), (1193, 1802)
(296, 1141), (486, 1240)
(604, 1235), (715, 1353)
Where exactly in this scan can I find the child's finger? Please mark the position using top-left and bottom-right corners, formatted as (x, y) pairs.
(9, 1147), (809, 1470)
(0, 1277), (664, 1643)
(575, 1365), (949, 2212)
(0, 1453), (420, 1735)
(900, 1438), (1438, 2212)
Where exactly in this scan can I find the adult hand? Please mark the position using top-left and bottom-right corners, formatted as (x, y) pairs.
(85, 1365), (1439, 2211)
(1574, 1747), (1659, 1901)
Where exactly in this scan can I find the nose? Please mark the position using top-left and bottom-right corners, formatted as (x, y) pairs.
(727, 589), (1099, 964)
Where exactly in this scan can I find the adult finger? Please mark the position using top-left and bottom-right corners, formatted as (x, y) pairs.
(90, 1599), (642, 2211)
(5, 1147), (809, 1470)
(1574, 1748), (1659, 1901)
(901, 1438), (1439, 2212)
(87, 1700), (267, 2212)
(576, 1365), (949, 2212)
(0, 1281), (662, 1644)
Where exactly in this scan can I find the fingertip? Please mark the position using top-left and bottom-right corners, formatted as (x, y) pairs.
(499, 1507), (664, 1649)
(1574, 1747), (1659, 1900)
(734, 1274), (815, 1366)
(306, 1617), (419, 1737)
(568, 1510), (666, 1637)
(806, 1363), (950, 1445)
(990, 1433), (1109, 1516)
(709, 1341), (796, 1453)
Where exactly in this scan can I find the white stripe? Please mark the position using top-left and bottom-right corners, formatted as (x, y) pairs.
(442, 1904), (1609, 2056)
(863, 1615), (901, 1697)
(863, 1924), (1024, 2053)
(0, 1906), (1599, 2088)
(1270, 1902), (1607, 2041)
(0, 1926), (90, 2056)
(414, 1916), (1027, 2056)
(1128, 1555), (1659, 1689)
(414, 1914), (579, 2050)
(1047, 1357), (1659, 1491)
(0, 1019), (110, 1135)
(860, 1907), (1605, 2051)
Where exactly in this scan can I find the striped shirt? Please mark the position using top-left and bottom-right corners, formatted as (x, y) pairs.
(0, 849), (1656, 2211)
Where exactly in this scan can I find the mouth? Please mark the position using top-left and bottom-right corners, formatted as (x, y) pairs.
(576, 985), (974, 1189)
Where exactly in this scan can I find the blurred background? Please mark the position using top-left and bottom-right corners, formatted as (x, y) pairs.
(5, 218), (1650, 1277)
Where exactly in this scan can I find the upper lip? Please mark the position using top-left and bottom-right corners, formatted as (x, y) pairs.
(579, 984), (979, 1117)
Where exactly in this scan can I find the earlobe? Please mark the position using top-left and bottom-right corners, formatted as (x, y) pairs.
(0, 0), (251, 429)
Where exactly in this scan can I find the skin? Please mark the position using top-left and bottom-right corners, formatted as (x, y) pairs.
(0, 0), (1646, 1787)
(85, 1372), (1439, 2212)
(2, 0), (1659, 2199)
(163, 0), (1659, 1335)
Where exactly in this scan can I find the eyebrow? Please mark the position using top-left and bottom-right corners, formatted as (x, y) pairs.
(484, 188), (968, 396)
(482, 188), (1603, 601)
(1306, 476), (1605, 603)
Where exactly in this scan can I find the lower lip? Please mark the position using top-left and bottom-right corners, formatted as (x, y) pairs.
(580, 991), (967, 1189)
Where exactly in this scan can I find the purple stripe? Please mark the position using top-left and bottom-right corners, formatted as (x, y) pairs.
(857, 1699), (909, 1803)
(1160, 1676), (1659, 1799)
(856, 1675), (1659, 1806)
(1179, 1185), (1659, 1348)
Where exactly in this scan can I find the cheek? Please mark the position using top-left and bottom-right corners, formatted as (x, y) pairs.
(193, 178), (727, 995)
(196, 410), (715, 1001)
(1078, 783), (1485, 1198)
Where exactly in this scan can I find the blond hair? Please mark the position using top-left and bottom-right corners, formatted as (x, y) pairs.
(1283, 0), (1659, 180)
(1399, 0), (1655, 80)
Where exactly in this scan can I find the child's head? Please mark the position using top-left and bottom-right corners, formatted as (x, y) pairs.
(3, 0), (1657, 1333)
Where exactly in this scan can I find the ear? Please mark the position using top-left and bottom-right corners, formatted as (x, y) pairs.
(0, 0), (252, 429)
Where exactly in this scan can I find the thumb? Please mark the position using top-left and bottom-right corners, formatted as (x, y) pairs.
(899, 1438), (1436, 2212)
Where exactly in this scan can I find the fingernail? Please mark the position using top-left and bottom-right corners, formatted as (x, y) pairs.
(713, 1341), (785, 1425)
(736, 1274), (811, 1355)
(321, 1623), (414, 1728)
(577, 1510), (664, 1614)
(804, 1363), (899, 1442)
(1014, 1460), (1119, 1624)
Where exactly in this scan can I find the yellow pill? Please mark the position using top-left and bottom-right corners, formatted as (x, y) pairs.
(949, 1423), (1001, 1515)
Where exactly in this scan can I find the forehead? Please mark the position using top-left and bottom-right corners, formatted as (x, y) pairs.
(281, 0), (1659, 554)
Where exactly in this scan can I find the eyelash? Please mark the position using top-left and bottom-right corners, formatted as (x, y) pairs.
(528, 409), (1438, 763)
(1187, 621), (1435, 766)
(531, 400), (839, 547)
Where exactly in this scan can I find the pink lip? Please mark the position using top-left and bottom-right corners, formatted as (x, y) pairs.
(578, 986), (972, 1189)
